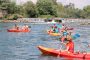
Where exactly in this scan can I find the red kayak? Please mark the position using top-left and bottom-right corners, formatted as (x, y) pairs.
(67, 28), (74, 30)
(7, 29), (30, 32)
(38, 46), (90, 59)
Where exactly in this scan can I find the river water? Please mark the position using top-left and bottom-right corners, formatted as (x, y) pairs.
(0, 22), (90, 60)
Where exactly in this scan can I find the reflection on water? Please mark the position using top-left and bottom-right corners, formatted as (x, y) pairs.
(0, 22), (90, 60)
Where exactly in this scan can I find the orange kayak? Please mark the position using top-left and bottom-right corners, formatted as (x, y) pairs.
(38, 46), (90, 59)
(47, 31), (60, 36)
(7, 29), (30, 32)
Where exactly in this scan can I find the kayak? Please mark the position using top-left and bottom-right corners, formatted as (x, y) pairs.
(38, 46), (90, 59)
(47, 31), (60, 36)
(67, 28), (74, 30)
(48, 32), (61, 36)
(7, 29), (30, 32)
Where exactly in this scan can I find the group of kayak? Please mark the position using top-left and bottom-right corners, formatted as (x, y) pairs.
(7, 24), (30, 32)
(47, 23), (74, 42)
(6, 23), (90, 59)
(37, 23), (90, 59)
(48, 24), (73, 36)
(47, 23), (75, 53)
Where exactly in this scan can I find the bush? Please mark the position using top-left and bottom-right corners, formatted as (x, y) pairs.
(38, 15), (54, 18)
(7, 14), (23, 20)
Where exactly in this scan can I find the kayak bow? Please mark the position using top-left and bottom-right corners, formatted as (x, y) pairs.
(38, 46), (90, 59)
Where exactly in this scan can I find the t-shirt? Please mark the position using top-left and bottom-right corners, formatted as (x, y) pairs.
(55, 28), (59, 33)
(66, 41), (74, 53)
(56, 24), (62, 29)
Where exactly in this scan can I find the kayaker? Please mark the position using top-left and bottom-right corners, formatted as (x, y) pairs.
(25, 24), (29, 29)
(61, 24), (66, 32)
(24, 24), (29, 30)
(14, 24), (19, 30)
(60, 28), (68, 42)
(48, 26), (55, 33)
(22, 24), (29, 30)
(53, 24), (56, 28)
(54, 26), (59, 33)
(56, 24), (62, 29)
(62, 37), (74, 53)
(52, 26), (55, 33)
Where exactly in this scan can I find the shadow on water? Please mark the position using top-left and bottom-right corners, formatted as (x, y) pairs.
(0, 22), (90, 60)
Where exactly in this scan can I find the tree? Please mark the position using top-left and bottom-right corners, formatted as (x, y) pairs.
(36, 0), (57, 17)
(7, 2), (17, 14)
(24, 1), (38, 17)
(56, 3), (66, 17)
(0, 0), (10, 5)
(0, 0), (11, 19)
(83, 5), (90, 18)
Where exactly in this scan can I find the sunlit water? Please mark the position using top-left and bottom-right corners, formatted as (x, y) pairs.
(0, 22), (90, 60)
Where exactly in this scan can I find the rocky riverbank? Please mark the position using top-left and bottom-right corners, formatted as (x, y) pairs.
(0, 20), (31, 23)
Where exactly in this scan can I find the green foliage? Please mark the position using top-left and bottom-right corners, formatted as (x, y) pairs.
(83, 5), (90, 18)
(36, 0), (57, 17)
(23, 1), (38, 17)
(7, 14), (23, 20)
(38, 15), (54, 18)
(7, 2), (17, 14)
(0, 0), (90, 19)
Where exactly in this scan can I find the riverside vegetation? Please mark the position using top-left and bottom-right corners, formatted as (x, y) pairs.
(0, 0), (90, 20)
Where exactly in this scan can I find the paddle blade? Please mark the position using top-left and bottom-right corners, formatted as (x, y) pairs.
(72, 34), (80, 40)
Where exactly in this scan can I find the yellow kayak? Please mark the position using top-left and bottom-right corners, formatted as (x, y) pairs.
(47, 30), (60, 36)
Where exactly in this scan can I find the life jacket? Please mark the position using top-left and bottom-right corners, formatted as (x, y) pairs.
(63, 31), (68, 36)
(55, 28), (59, 33)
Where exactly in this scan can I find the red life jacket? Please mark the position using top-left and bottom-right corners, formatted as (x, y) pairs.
(66, 41), (74, 53)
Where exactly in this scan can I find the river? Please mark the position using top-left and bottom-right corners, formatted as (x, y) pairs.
(0, 22), (90, 60)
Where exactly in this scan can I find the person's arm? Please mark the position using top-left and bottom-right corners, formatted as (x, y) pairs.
(60, 45), (70, 53)
(61, 42), (66, 45)
(65, 46), (69, 51)
(61, 42), (69, 51)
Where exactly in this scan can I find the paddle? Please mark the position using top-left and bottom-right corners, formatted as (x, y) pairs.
(57, 42), (63, 57)
(72, 33), (80, 40)
(57, 45), (62, 57)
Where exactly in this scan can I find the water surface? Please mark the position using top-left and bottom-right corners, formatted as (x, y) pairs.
(0, 22), (90, 60)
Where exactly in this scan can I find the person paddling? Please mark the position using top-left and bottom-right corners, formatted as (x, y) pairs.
(60, 27), (68, 42)
(25, 24), (29, 30)
(14, 24), (19, 30)
(54, 26), (59, 33)
(48, 26), (55, 33)
(62, 37), (74, 53)
(22, 24), (29, 30)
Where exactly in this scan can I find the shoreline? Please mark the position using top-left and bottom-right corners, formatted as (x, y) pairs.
(0, 19), (90, 25)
